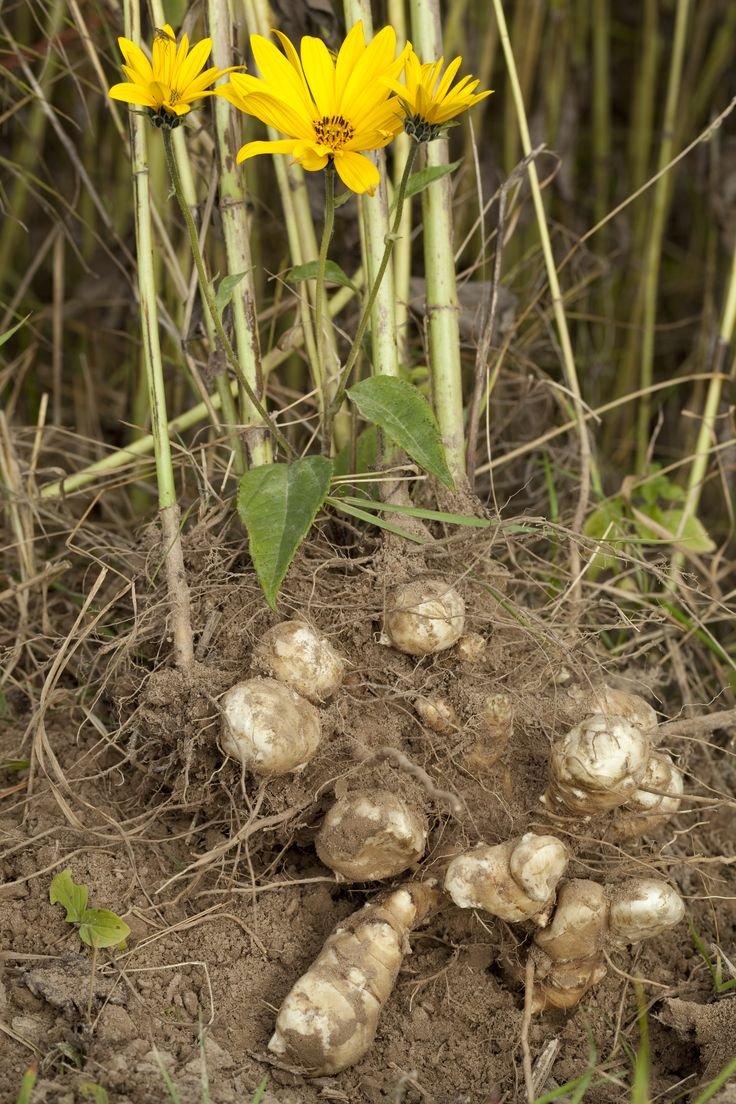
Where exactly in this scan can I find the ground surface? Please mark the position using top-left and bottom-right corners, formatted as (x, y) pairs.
(2, 522), (735, 1103)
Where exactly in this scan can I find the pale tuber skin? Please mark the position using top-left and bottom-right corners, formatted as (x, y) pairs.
(252, 621), (344, 703)
(530, 879), (609, 1011)
(382, 579), (465, 656)
(268, 883), (439, 1075)
(543, 714), (650, 815)
(455, 632), (486, 664)
(445, 833), (568, 923)
(315, 791), (428, 882)
(611, 751), (684, 838)
(588, 685), (659, 736)
(607, 879), (686, 945)
(529, 877), (685, 1011)
(220, 677), (321, 777)
(413, 694), (459, 735)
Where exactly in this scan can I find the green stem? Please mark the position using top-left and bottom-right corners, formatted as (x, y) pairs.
(161, 127), (292, 460)
(329, 144), (418, 423)
(317, 164), (336, 454)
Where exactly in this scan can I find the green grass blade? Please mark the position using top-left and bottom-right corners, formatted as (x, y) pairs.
(15, 1064), (37, 1104)
(334, 494), (492, 527)
(692, 1057), (736, 1104)
(326, 496), (427, 543)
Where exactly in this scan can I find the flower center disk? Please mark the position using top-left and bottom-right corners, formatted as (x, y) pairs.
(314, 114), (355, 150)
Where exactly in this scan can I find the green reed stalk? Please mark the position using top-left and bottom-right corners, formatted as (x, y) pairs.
(161, 129), (291, 459)
(409, 0), (467, 487)
(387, 0), (412, 367)
(635, 0), (690, 471)
(672, 243), (736, 578)
(492, 0), (594, 591)
(123, 0), (193, 670)
(208, 0), (272, 469)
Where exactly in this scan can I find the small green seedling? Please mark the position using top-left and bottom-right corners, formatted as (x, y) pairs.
(49, 868), (130, 949)
(690, 921), (736, 995)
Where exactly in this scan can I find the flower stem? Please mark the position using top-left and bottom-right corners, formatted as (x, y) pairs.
(161, 126), (293, 460)
(328, 143), (418, 426)
(317, 164), (336, 454)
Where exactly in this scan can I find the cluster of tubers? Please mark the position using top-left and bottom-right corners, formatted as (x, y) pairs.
(215, 582), (687, 1078)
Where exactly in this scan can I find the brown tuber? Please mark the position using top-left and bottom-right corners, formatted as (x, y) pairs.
(315, 791), (427, 881)
(543, 714), (650, 815)
(220, 677), (321, 776)
(268, 882), (439, 1074)
(445, 833), (568, 923)
(413, 694), (459, 735)
(252, 620), (344, 703)
(382, 579), (465, 656)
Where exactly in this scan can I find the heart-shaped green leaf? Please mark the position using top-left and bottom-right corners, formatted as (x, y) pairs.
(50, 868), (89, 923)
(78, 908), (131, 950)
(237, 457), (333, 609)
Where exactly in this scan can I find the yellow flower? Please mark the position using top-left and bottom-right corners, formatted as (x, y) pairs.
(386, 47), (493, 141)
(108, 24), (238, 126)
(217, 22), (409, 196)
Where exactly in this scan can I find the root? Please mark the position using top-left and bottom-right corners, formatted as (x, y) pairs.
(359, 745), (464, 815)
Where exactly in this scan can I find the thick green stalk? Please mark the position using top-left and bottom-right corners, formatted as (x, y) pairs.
(635, 0), (690, 471)
(492, 0), (594, 580)
(124, 0), (193, 670)
(671, 243), (736, 578)
(329, 146), (418, 424)
(317, 166), (336, 452)
(409, 0), (467, 487)
(388, 0), (412, 366)
(161, 128), (291, 459)
(208, 0), (271, 469)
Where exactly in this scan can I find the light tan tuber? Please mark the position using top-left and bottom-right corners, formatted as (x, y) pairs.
(529, 877), (685, 1011)
(382, 579), (465, 656)
(268, 882), (439, 1074)
(611, 751), (684, 838)
(413, 694), (459, 735)
(445, 833), (568, 923)
(315, 791), (427, 882)
(252, 620), (344, 703)
(543, 714), (650, 815)
(220, 677), (320, 777)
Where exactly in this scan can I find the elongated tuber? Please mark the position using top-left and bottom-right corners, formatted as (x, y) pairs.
(253, 621), (344, 703)
(316, 791), (427, 881)
(220, 677), (320, 776)
(445, 833), (568, 923)
(383, 579), (465, 656)
(543, 714), (650, 815)
(269, 882), (439, 1074)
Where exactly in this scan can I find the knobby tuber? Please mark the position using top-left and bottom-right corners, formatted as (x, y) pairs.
(445, 833), (568, 923)
(268, 882), (439, 1074)
(529, 877), (685, 1011)
(316, 791), (427, 881)
(220, 677), (321, 776)
(382, 579), (465, 656)
(253, 620), (344, 703)
(413, 694), (459, 735)
(611, 751), (684, 838)
(543, 714), (650, 815)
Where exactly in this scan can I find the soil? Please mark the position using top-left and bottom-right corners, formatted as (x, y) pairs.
(2, 518), (735, 1104)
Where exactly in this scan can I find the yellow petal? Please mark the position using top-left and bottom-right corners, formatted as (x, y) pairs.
(251, 35), (316, 120)
(334, 22), (366, 104)
(177, 37), (213, 90)
(299, 36), (336, 116)
(233, 90), (314, 140)
(293, 141), (329, 171)
(236, 138), (299, 163)
(333, 149), (379, 195)
(340, 24), (396, 117)
(435, 56), (463, 101)
(117, 37), (152, 82)
(108, 82), (157, 107)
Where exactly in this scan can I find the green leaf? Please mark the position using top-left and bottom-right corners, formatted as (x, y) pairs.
(634, 506), (716, 553)
(50, 869), (89, 923)
(15, 1063), (38, 1104)
(1, 759), (30, 772)
(404, 161), (461, 199)
(0, 313), (30, 348)
(78, 908), (131, 949)
(327, 496), (426, 543)
(237, 457), (333, 609)
(287, 260), (358, 292)
(80, 1083), (111, 1104)
(214, 272), (248, 320)
(336, 495), (492, 528)
(347, 376), (454, 489)
(332, 426), (379, 497)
